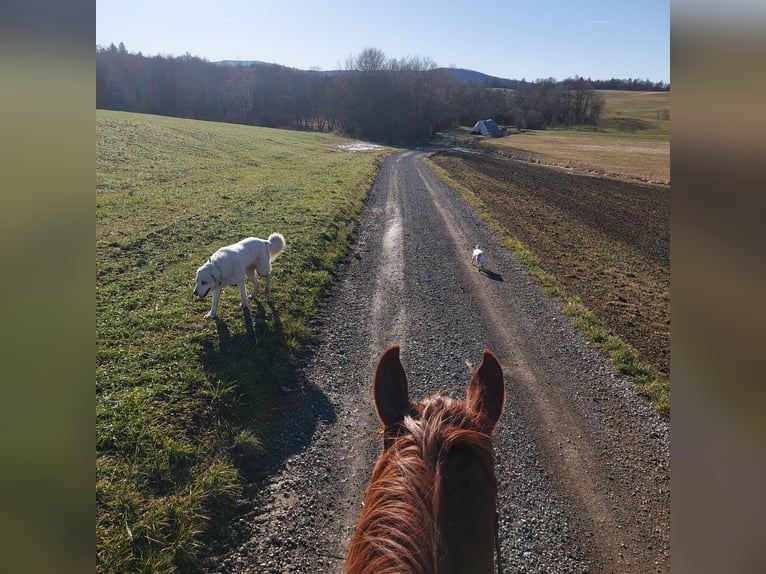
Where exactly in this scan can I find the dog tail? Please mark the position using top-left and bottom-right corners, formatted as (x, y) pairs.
(267, 232), (285, 261)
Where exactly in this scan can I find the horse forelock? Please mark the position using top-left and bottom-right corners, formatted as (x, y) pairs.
(346, 395), (495, 574)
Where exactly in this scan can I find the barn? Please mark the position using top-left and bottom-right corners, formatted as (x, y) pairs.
(470, 119), (503, 136)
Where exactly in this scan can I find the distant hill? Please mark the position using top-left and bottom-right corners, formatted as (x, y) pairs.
(215, 59), (272, 67)
(434, 68), (521, 89)
(214, 60), (519, 87)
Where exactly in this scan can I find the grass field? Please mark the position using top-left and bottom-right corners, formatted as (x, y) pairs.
(598, 89), (671, 135)
(467, 90), (670, 185)
(486, 131), (670, 185)
(96, 111), (391, 573)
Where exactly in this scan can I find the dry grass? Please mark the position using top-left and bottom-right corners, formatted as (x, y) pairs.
(471, 89), (670, 185)
(485, 131), (670, 185)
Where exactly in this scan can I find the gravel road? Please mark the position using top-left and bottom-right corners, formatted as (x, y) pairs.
(209, 148), (670, 573)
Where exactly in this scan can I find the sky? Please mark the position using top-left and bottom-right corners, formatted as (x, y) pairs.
(96, 0), (670, 84)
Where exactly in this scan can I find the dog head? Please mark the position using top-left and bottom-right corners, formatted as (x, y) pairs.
(193, 260), (221, 299)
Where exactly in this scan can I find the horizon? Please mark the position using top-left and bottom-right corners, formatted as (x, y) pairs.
(96, 1), (670, 84)
(96, 49), (670, 86)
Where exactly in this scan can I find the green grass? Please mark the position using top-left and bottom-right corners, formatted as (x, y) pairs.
(96, 110), (392, 573)
(598, 89), (670, 136)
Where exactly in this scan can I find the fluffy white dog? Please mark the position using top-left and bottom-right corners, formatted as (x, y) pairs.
(471, 244), (486, 270)
(194, 233), (285, 318)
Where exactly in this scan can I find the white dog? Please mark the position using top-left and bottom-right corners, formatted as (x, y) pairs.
(194, 233), (285, 318)
(471, 244), (486, 270)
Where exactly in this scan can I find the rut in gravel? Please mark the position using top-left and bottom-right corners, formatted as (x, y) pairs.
(209, 148), (669, 574)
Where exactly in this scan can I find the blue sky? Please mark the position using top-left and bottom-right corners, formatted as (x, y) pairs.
(96, 0), (670, 83)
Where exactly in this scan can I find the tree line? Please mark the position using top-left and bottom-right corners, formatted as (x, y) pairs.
(97, 44), (665, 144)
(590, 77), (669, 91)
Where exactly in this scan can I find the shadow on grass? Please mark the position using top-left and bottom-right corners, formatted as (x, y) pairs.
(199, 302), (336, 484)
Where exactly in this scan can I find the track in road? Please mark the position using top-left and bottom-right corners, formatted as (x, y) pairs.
(215, 148), (669, 573)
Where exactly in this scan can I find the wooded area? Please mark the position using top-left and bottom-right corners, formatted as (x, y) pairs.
(97, 44), (667, 145)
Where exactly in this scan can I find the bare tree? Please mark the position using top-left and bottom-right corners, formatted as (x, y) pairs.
(350, 47), (387, 72)
(585, 88), (605, 130)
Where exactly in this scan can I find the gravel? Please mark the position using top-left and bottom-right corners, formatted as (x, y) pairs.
(206, 146), (670, 573)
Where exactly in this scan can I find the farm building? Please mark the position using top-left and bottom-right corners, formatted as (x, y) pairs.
(470, 119), (503, 136)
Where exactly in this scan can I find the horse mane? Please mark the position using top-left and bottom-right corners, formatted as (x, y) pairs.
(345, 394), (495, 574)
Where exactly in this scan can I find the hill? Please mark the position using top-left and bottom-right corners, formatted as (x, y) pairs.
(96, 110), (391, 573)
(214, 59), (272, 67)
(214, 59), (521, 87)
(434, 67), (520, 88)
(599, 89), (670, 133)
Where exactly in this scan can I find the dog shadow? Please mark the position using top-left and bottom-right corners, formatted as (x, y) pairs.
(481, 268), (504, 282)
(200, 302), (336, 484)
(214, 308), (257, 350)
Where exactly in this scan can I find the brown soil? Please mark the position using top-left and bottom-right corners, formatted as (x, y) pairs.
(429, 150), (670, 379)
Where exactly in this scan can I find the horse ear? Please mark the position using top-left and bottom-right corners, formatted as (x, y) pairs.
(373, 345), (410, 428)
(467, 350), (505, 431)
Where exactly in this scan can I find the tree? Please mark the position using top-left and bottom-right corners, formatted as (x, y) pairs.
(351, 47), (386, 72)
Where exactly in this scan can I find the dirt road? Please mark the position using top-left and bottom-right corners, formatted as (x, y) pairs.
(209, 149), (670, 573)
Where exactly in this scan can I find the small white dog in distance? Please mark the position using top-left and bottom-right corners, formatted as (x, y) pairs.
(471, 244), (486, 271)
(194, 233), (285, 319)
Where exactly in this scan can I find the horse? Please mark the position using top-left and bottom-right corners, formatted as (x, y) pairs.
(345, 344), (506, 574)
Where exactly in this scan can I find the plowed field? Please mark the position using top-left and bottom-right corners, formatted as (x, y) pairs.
(429, 150), (670, 378)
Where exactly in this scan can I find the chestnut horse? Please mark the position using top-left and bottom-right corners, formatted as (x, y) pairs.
(345, 345), (506, 574)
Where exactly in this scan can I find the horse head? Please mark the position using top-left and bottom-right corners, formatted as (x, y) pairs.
(346, 344), (506, 574)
